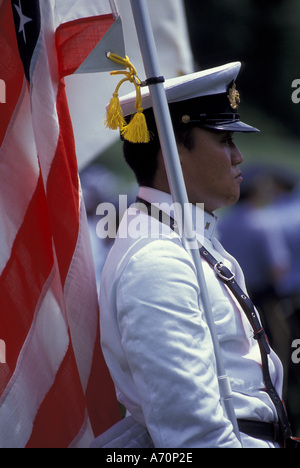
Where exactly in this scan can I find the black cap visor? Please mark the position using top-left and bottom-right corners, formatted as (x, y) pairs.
(201, 119), (260, 133)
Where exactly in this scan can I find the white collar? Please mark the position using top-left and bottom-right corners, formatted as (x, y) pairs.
(138, 187), (218, 241)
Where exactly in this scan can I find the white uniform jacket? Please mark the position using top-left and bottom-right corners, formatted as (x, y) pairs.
(100, 187), (284, 448)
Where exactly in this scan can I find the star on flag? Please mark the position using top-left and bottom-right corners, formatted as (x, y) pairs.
(13, 0), (32, 43)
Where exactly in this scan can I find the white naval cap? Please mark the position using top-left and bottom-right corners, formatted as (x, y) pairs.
(119, 62), (259, 133)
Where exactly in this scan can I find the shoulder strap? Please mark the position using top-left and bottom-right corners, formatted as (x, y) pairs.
(200, 247), (271, 354)
(199, 246), (292, 444)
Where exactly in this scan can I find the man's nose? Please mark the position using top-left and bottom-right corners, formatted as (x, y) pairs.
(231, 143), (244, 165)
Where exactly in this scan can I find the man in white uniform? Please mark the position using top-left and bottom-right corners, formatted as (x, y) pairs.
(99, 63), (294, 448)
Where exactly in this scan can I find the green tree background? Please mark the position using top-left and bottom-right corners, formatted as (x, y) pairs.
(184, 0), (300, 137)
(183, 0), (300, 179)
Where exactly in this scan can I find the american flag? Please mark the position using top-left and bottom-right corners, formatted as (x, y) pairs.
(0, 0), (121, 448)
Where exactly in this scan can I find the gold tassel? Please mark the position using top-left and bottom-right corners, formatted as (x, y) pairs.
(105, 92), (126, 130)
(105, 53), (151, 143)
(121, 107), (151, 144)
(105, 76), (128, 131)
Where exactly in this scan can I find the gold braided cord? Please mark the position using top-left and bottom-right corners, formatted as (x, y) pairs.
(105, 53), (150, 143)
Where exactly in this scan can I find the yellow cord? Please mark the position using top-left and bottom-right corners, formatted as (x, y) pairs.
(105, 53), (150, 143)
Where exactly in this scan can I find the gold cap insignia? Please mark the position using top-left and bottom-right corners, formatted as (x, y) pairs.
(228, 82), (241, 110)
(181, 115), (191, 124)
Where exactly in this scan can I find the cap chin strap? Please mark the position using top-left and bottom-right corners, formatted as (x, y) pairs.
(181, 113), (241, 125)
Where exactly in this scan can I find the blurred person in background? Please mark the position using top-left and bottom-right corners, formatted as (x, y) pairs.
(263, 169), (300, 434)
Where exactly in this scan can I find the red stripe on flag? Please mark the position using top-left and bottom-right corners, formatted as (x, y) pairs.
(55, 14), (115, 78)
(0, 365), (11, 401)
(26, 342), (87, 448)
(0, 174), (53, 383)
(85, 324), (121, 437)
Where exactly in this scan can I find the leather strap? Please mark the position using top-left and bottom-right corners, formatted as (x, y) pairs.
(198, 246), (293, 444)
(237, 419), (283, 445)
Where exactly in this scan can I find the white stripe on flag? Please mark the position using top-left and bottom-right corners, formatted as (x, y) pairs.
(64, 196), (100, 392)
(55, 0), (116, 25)
(31, 2), (60, 185)
(68, 411), (95, 448)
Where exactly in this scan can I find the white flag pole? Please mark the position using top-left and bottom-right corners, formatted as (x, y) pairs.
(129, 0), (241, 442)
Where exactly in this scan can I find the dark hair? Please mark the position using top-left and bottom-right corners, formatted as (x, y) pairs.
(123, 107), (195, 187)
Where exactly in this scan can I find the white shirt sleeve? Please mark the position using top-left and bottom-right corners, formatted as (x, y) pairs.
(115, 237), (241, 448)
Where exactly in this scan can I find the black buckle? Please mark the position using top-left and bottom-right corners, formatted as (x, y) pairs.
(214, 262), (235, 282)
